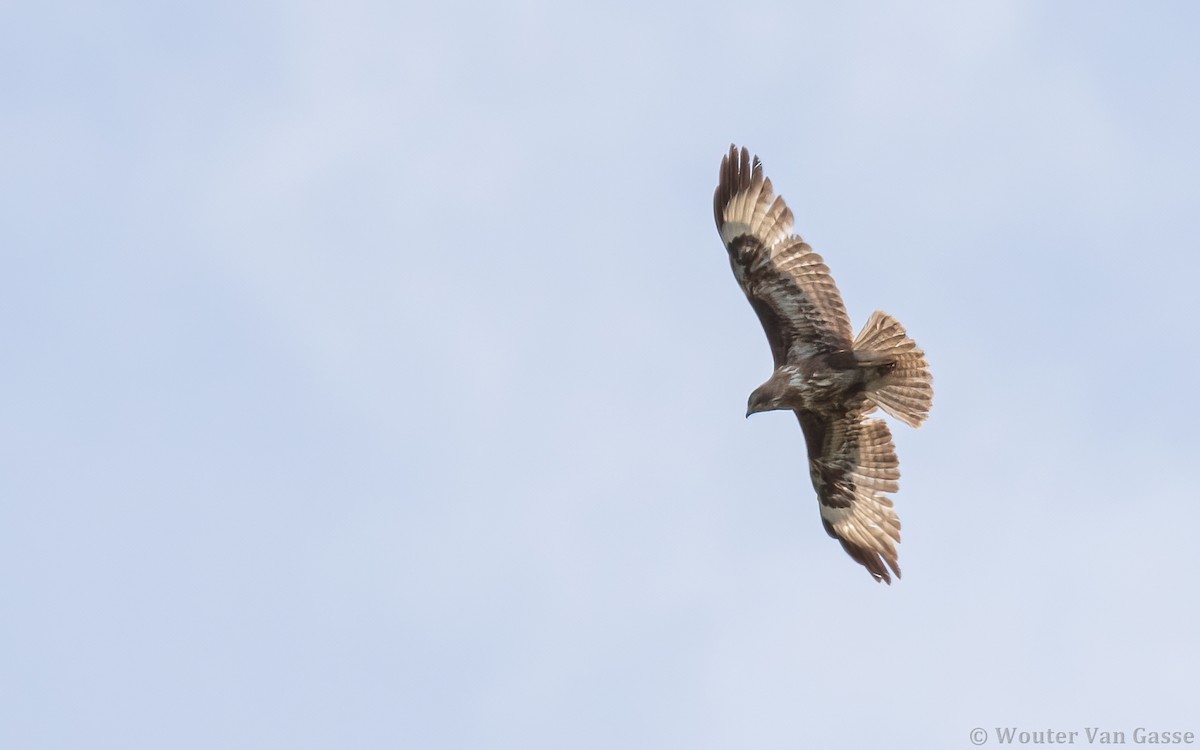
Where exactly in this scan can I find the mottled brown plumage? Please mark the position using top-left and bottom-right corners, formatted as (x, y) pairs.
(714, 145), (933, 583)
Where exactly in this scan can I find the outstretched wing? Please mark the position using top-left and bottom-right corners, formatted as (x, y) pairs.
(797, 406), (903, 583)
(714, 145), (853, 366)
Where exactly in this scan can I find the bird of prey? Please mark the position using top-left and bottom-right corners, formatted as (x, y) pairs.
(713, 145), (932, 583)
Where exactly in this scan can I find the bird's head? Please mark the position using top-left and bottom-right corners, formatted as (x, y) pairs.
(746, 378), (786, 418)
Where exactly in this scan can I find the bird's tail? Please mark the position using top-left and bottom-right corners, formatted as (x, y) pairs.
(853, 311), (932, 428)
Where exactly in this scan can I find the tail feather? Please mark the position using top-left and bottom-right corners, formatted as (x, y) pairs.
(853, 311), (932, 428)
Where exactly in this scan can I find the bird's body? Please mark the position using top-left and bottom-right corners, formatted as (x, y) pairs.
(714, 145), (933, 583)
(748, 353), (890, 416)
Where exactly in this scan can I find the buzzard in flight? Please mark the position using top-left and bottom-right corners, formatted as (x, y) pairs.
(714, 145), (932, 583)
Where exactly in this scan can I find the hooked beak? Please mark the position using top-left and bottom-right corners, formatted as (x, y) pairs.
(745, 406), (753, 419)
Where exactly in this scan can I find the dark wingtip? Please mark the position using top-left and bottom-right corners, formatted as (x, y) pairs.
(825, 520), (901, 585)
(716, 144), (745, 230)
(715, 144), (761, 232)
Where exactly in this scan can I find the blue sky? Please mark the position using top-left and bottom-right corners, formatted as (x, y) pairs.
(3, 2), (1198, 748)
